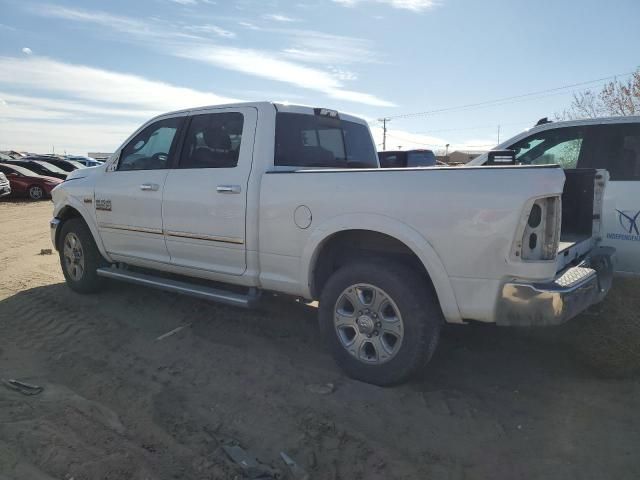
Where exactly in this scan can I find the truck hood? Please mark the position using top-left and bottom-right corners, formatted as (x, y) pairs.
(65, 164), (104, 181)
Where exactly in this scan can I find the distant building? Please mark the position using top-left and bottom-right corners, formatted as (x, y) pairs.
(88, 152), (113, 161)
(438, 150), (486, 165)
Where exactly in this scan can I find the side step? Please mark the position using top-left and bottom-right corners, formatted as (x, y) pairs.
(96, 267), (259, 308)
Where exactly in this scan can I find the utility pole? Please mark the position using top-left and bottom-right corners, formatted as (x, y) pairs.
(497, 124), (501, 144)
(378, 117), (390, 151)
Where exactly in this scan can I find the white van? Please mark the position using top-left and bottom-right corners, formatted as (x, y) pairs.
(468, 116), (640, 275)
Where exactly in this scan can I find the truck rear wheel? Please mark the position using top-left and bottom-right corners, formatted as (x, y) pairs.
(319, 260), (442, 386)
(59, 218), (106, 293)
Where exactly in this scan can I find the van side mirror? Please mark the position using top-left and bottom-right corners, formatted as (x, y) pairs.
(487, 149), (516, 166)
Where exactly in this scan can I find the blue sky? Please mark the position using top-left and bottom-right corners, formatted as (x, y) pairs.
(0, 0), (639, 154)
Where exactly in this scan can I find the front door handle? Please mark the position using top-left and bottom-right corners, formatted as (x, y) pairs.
(140, 183), (159, 191)
(217, 185), (241, 194)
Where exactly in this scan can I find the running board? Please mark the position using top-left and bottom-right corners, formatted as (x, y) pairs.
(96, 267), (259, 308)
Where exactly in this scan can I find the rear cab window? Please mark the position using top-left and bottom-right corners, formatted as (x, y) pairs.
(274, 111), (378, 168)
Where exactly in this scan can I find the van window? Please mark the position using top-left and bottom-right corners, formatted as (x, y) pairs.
(588, 124), (640, 181)
(509, 127), (586, 169)
(275, 113), (378, 168)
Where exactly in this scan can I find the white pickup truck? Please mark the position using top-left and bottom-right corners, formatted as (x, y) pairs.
(50, 102), (614, 385)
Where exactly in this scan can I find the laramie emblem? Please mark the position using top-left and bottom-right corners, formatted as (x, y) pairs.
(95, 199), (112, 211)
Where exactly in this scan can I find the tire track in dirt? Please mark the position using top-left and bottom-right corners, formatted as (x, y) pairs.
(0, 288), (100, 354)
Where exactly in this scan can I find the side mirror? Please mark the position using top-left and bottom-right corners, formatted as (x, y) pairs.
(487, 149), (516, 166)
(106, 152), (120, 172)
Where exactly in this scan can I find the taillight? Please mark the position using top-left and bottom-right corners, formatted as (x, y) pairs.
(520, 196), (561, 261)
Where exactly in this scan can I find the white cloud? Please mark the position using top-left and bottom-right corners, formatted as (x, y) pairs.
(262, 13), (298, 22)
(333, 0), (438, 12)
(34, 5), (393, 107)
(0, 56), (238, 111)
(238, 21), (259, 30)
(279, 29), (377, 65)
(184, 24), (236, 38)
(177, 46), (393, 106)
(0, 56), (241, 152)
(21, 47), (32, 55)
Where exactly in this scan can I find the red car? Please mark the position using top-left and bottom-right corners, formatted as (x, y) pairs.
(0, 163), (62, 200)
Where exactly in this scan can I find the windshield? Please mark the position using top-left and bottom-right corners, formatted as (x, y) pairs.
(274, 112), (378, 168)
(34, 161), (67, 173)
(406, 150), (436, 167)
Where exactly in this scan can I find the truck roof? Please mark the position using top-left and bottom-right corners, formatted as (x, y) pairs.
(156, 101), (369, 126)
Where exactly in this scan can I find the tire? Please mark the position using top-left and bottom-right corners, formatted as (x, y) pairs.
(59, 218), (107, 293)
(319, 260), (442, 386)
(28, 185), (45, 200)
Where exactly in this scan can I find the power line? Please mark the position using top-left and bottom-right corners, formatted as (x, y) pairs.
(387, 70), (637, 120)
(385, 132), (495, 149)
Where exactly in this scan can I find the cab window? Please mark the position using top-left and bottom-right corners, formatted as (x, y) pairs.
(119, 117), (183, 171)
(275, 113), (378, 168)
(509, 127), (586, 168)
(587, 124), (640, 181)
(179, 112), (244, 169)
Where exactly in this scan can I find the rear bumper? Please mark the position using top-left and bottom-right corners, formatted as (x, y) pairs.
(496, 247), (614, 327)
(50, 218), (61, 250)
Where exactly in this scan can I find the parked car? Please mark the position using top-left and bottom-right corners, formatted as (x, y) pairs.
(0, 172), (11, 197)
(50, 102), (613, 385)
(33, 157), (86, 172)
(378, 149), (438, 168)
(468, 116), (640, 275)
(0, 159), (68, 180)
(66, 155), (102, 167)
(0, 163), (62, 200)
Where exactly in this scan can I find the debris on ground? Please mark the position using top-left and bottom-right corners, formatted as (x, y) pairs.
(305, 383), (335, 395)
(280, 451), (309, 480)
(2, 378), (44, 396)
(155, 323), (191, 341)
(40, 248), (52, 255)
(222, 444), (277, 479)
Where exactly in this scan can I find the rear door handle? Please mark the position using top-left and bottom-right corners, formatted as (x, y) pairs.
(140, 183), (159, 191)
(217, 185), (241, 194)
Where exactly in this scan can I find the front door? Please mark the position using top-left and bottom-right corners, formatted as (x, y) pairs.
(162, 107), (257, 275)
(95, 115), (185, 263)
(586, 123), (640, 274)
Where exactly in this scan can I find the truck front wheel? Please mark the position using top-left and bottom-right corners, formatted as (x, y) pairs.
(319, 260), (442, 386)
(59, 218), (106, 293)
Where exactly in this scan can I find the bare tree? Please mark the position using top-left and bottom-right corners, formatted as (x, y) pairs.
(557, 69), (640, 120)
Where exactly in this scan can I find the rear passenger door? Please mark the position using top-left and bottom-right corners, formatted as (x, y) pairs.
(162, 107), (257, 275)
(583, 123), (640, 274)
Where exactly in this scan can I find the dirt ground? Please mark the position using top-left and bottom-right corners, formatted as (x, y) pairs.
(1, 200), (639, 480)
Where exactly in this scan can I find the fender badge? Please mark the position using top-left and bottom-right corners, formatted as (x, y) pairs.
(96, 199), (112, 211)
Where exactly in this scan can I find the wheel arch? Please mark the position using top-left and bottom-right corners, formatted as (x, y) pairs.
(54, 201), (111, 262)
(302, 214), (462, 324)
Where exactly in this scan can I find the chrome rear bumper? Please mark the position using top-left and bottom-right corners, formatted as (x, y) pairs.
(496, 247), (614, 327)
